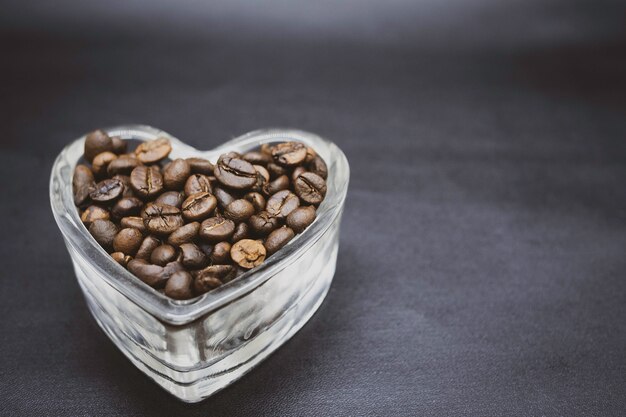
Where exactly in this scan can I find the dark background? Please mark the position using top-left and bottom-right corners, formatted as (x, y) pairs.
(1, 0), (625, 415)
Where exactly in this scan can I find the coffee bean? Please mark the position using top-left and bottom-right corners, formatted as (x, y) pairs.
(260, 143), (273, 156)
(263, 174), (289, 196)
(184, 174), (212, 196)
(167, 222), (200, 246)
(248, 211), (280, 236)
(165, 271), (194, 299)
(134, 137), (172, 164)
(120, 216), (147, 233)
(198, 242), (213, 257)
(113, 228), (144, 255)
(199, 217), (235, 243)
(81, 205), (110, 226)
(291, 166), (306, 183)
(111, 136), (127, 154)
(90, 178), (124, 202)
(265, 226), (295, 255)
(193, 274), (223, 295)
(73, 164), (95, 206)
(179, 243), (207, 269)
(181, 192), (217, 221)
(111, 251), (132, 267)
(194, 264), (236, 292)
(89, 219), (118, 251)
(112, 174), (134, 197)
(155, 191), (184, 208)
(231, 239), (266, 269)
(135, 235), (161, 260)
(107, 155), (142, 176)
(150, 244), (178, 266)
(267, 162), (288, 179)
(244, 192), (266, 212)
(142, 203), (184, 235)
(214, 155), (257, 190)
(112, 197), (143, 218)
(266, 190), (300, 218)
(253, 165), (270, 192)
(84, 129), (113, 162)
(231, 222), (249, 242)
(163, 158), (191, 190)
(286, 206), (316, 233)
(305, 147), (317, 164)
(186, 157), (214, 175)
(307, 155), (328, 179)
(128, 259), (184, 288)
(271, 141), (307, 166)
(211, 241), (231, 264)
(294, 172), (327, 205)
(130, 165), (164, 200)
(224, 199), (255, 222)
(243, 151), (272, 165)
(213, 186), (238, 209)
(91, 151), (117, 177)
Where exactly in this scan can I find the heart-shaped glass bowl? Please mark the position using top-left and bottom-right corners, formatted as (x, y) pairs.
(49, 125), (349, 402)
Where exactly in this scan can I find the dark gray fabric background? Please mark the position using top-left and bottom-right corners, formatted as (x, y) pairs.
(1, 0), (625, 415)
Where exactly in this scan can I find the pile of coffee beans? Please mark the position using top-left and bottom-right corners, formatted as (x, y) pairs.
(73, 129), (328, 300)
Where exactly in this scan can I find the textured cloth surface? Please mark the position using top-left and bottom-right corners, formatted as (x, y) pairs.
(1, 1), (626, 415)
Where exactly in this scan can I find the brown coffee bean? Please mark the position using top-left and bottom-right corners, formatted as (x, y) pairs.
(307, 155), (328, 179)
(89, 219), (118, 251)
(142, 203), (184, 235)
(134, 137), (172, 164)
(135, 235), (161, 260)
(199, 217), (235, 243)
(243, 151), (272, 165)
(213, 186), (238, 209)
(181, 192), (217, 221)
(224, 199), (255, 222)
(165, 271), (194, 299)
(90, 179), (124, 202)
(150, 244), (178, 266)
(211, 241), (231, 264)
(260, 143), (273, 155)
(294, 172), (327, 205)
(84, 129), (113, 162)
(244, 192), (266, 212)
(73, 164), (95, 206)
(107, 155), (142, 176)
(111, 136), (127, 154)
(231, 222), (249, 242)
(194, 264), (236, 293)
(155, 191), (184, 208)
(286, 206), (316, 233)
(291, 166), (306, 183)
(266, 190), (300, 218)
(92, 151), (117, 177)
(184, 174), (212, 196)
(230, 239), (266, 269)
(112, 174), (134, 197)
(265, 226), (295, 255)
(130, 165), (164, 200)
(267, 162), (288, 179)
(254, 165), (270, 183)
(263, 175), (289, 196)
(214, 155), (257, 190)
(163, 158), (191, 190)
(128, 259), (183, 288)
(120, 216), (147, 233)
(179, 243), (207, 269)
(111, 252), (132, 267)
(193, 275), (223, 295)
(112, 197), (143, 218)
(113, 228), (144, 255)
(271, 141), (307, 166)
(81, 205), (110, 226)
(186, 157), (214, 175)
(167, 222), (200, 246)
(248, 211), (280, 236)
(305, 146), (317, 164)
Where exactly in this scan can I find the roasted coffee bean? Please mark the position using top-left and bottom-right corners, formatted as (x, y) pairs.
(263, 175), (289, 196)
(142, 203), (184, 235)
(107, 155), (142, 176)
(294, 172), (327, 205)
(81, 205), (110, 226)
(130, 165), (164, 200)
(120, 216), (147, 233)
(111, 136), (127, 154)
(193, 274), (223, 295)
(307, 155), (328, 179)
(266, 190), (300, 218)
(267, 162), (288, 179)
(181, 192), (217, 221)
(231, 239), (266, 269)
(198, 242), (213, 257)
(291, 166), (306, 183)
(272, 141), (307, 166)
(150, 244), (178, 266)
(155, 191), (184, 208)
(112, 197), (143, 218)
(184, 174), (212, 196)
(73, 164), (95, 206)
(244, 192), (266, 212)
(195, 264), (236, 290)
(265, 226), (295, 255)
(128, 259), (183, 288)
(254, 165), (270, 183)
(231, 222), (249, 242)
(167, 222), (200, 246)
(134, 137), (172, 164)
(165, 271), (194, 299)
(135, 235), (161, 260)
(213, 186), (238, 209)
(248, 211), (280, 236)
(286, 206), (316, 233)
(260, 143), (273, 156)
(179, 243), (207, 269)
(214, 155), (257, 190)
(211, 241), (231, 264)
(186, 157), (214, 175)
(113, 228), (144, 255)
(84, 129), (113, 162)
(163, 158), (191, 190)
(90, 178), (124, 202)
(112, 174), (134, 197)
(224, 199), (255, 222)
(92, 151), (117, 177)
(305, 147), (317, 164)
(243, 151), (272, 165)
(111, 252), (132, 267)
(200, 217), (235, 243)
(89, 219), (118, 250)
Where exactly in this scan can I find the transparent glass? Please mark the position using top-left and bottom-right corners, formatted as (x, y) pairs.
(49, 125), (349, 402)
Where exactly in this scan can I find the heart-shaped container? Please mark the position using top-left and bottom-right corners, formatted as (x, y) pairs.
(49, 125), (349, 402)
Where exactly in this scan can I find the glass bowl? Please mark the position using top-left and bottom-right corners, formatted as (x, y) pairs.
(49, 125), (349, 402)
